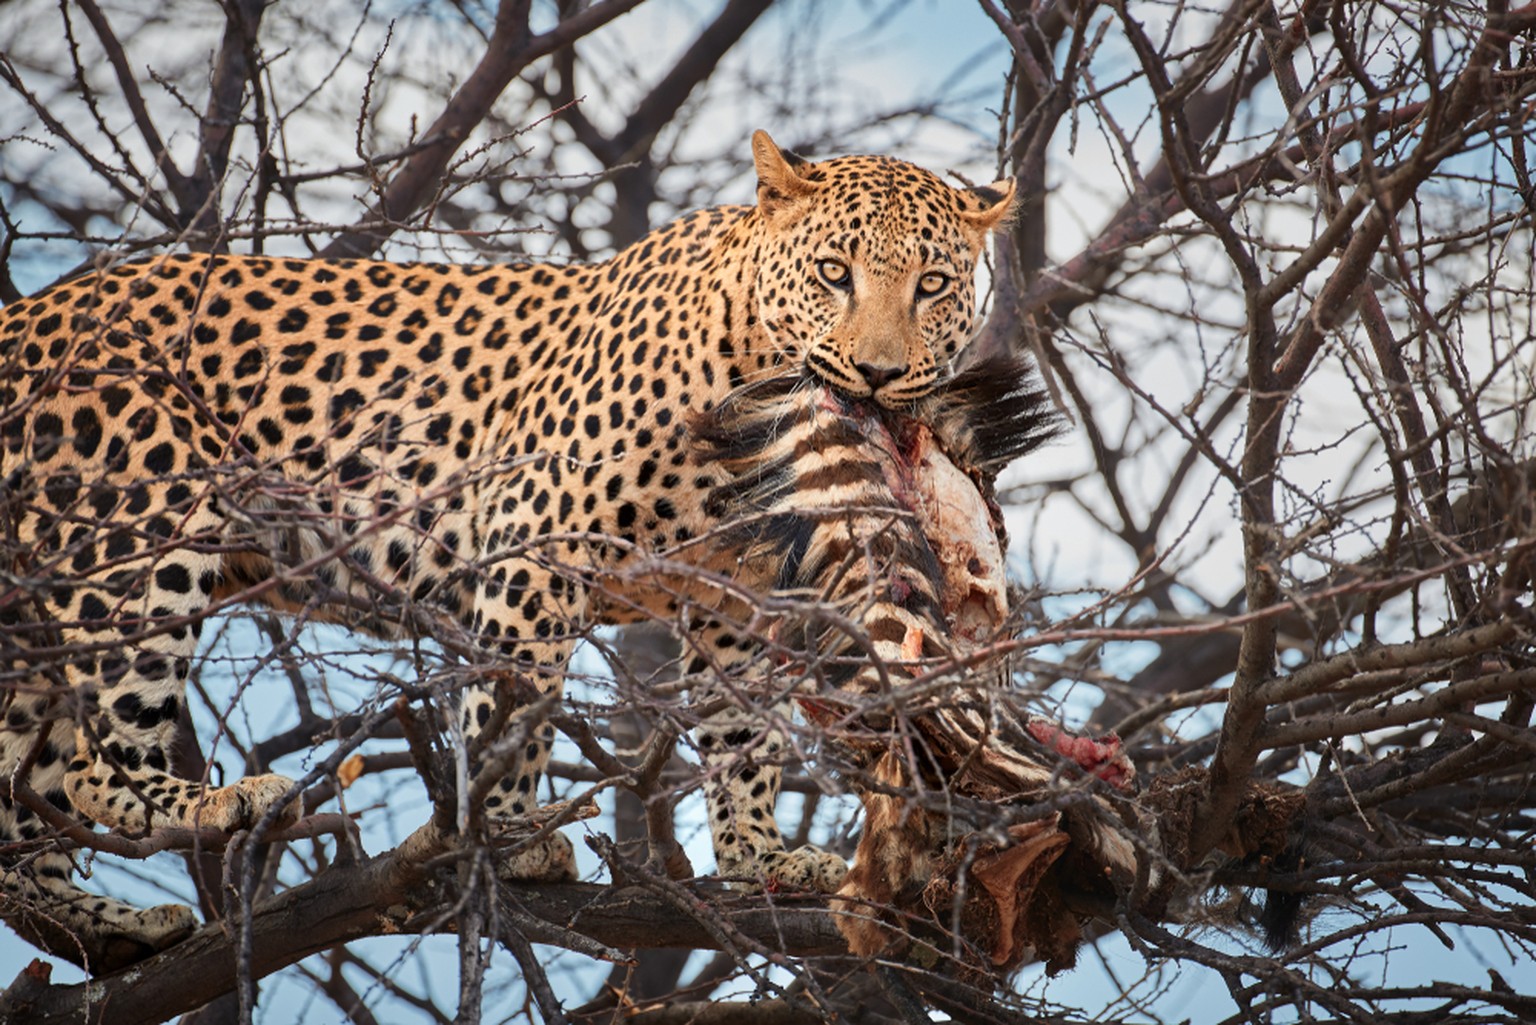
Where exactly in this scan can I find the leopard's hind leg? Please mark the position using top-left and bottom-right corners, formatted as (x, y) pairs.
(2, 489), (296, 969)
(54, 514), (300, 836)
(1, 643), (198, 972)
(0, 850), (198, 972)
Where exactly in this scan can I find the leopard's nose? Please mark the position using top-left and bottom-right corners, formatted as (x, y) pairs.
(855, 362), (906, 390)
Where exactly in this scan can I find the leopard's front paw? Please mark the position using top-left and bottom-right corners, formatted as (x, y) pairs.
(201, 773), (301, 832)
(738, 846), (848, 893)
(496, 832), (577, 883)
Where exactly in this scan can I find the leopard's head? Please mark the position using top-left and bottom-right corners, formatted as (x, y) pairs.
(748, 130), (1014, 408)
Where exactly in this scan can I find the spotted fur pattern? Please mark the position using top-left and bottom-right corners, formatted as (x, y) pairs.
(0, 131), (1016, 970)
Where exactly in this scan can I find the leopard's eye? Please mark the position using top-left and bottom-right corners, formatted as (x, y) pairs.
(817, 258), (851, 290)
(917, 271), (950, 298)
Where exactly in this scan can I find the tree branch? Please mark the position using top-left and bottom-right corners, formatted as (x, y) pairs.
(1, 871), (845, 1025)
(321, 0), (645, 258)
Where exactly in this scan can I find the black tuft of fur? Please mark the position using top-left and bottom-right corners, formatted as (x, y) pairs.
(1256, 839), (1308, 952)
(1259, 887), (1305, 953)
(921, 353), (1063, 474)
(772, 513), (816, 591)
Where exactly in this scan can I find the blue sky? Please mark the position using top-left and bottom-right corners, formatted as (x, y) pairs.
(3, 0), (1533, 1020)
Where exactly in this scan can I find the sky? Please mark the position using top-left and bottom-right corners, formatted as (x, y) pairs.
(2, 0), (1533, 1020)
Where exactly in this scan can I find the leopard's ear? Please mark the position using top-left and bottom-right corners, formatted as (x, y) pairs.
(960, 178), (1017, 233)
(752, 130), (820, 218)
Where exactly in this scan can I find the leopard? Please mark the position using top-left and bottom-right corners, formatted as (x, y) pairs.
(0, 130), (1017, 971)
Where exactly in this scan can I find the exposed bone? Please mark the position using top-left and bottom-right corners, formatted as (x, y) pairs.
(906, 423), (1009, 642)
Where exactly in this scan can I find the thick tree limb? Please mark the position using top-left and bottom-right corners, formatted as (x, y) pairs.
(0, 860), (845, 1025)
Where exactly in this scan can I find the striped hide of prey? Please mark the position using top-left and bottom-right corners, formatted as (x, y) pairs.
(690, 353), (1060, 694)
